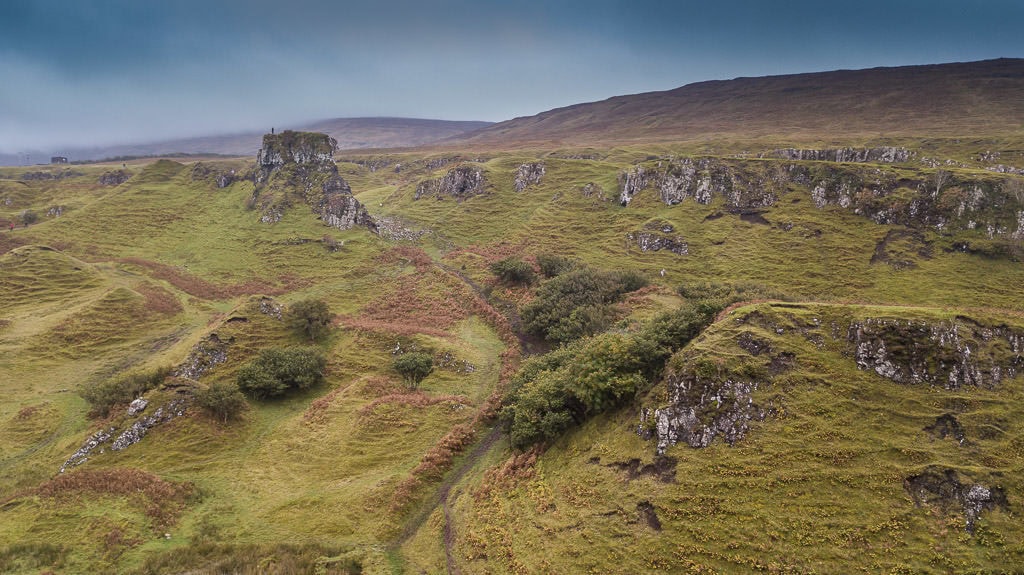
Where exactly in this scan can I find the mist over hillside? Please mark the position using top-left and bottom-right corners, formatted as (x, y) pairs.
(0, 117), (492, 166)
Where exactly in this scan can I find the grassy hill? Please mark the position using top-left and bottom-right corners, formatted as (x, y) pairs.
(449, 58), (1024, 148)
(1, 62), (1024, 574)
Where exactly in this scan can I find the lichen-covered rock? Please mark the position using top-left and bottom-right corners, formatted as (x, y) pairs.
(98, 170), (131, 186)
(581, 182), (608, 201)
(767, 147), (912, 163)
(904, 467), (1008, 533)
(639, 375), (765, 454)
(175, 333), (231, 380)
(513, 162), (545, 192)
(415, 166), (486, 200)
(627, 231), (688, 255)
(848, 318), (1023, 388)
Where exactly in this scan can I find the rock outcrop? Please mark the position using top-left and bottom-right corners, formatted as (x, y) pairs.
(639, 374), (765, 454)
(252, 131), (378, 233)
(513, 162), (545, 192)
(765, 147), (912, 163)
(848, 318), (1023, 388)
(627, 231), (688, 255)
(175, 333), (231, 380)
(904, 467), (1008, 533)
(98, 170), (131, 186)
(415, 166), (486, 200)
(618, 157), (1024, 238)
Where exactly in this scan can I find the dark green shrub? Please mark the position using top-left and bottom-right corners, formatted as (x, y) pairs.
(502, 302), (717, 449)
(489, 257), (536, 285)
(236, 347), (326, 399)
(287, 298), (332, 341)
(19, 210), (38, 226)
(80, 366), (171, 417)
(535, 253), (575, 278)
(392, 352), (434, 389)
(195, 382), (248, 423)
(521, 267), (649, 344)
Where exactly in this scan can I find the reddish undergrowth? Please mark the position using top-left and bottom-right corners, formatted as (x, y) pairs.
(114, 257), (307, 300)
(13, 468), (195, 529)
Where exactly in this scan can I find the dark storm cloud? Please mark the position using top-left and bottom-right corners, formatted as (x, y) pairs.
(2, 0), (1022, 152)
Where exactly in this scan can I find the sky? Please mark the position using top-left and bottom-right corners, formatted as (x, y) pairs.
(1, 0), (1022, 152)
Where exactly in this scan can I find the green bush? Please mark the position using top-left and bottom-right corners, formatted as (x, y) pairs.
(80, 366), (171, 417)
(236, 347), (326, 399)
(521, 267), (649, 344)
(489, 257), (536, 285)
(195, 382), (248, 423)
(19, 210), (38, 226)
(287, 298), (332, 341)
(535, 253), (575, 278)
(392, 352), (434, 389)
(501, 303), (717, 449)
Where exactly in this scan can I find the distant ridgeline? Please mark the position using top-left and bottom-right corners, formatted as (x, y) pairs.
(252, 130), (377, 232)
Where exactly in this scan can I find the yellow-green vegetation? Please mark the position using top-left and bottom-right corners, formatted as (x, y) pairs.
(1, 129), (1023, 574)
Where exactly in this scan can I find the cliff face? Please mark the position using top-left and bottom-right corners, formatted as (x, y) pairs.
(252, 131), (376, 232)
(618, 157), (1024, 238)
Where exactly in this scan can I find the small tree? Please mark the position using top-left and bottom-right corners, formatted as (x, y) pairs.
(536, 253), (575, 278)
(195, 382), (248, 423)
(237, 347), (326, 399)
(19, 210), (37, 227)
(287, 298), (332, 341)
(489, 257), (535, 285)
(932, 169), (951, 196)
(392, 352), (434, 389)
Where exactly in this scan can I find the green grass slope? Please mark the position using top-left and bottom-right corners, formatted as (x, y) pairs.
(0, 128), (1022, 573)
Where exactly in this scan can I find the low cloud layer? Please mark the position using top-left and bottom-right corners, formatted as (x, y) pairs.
(2, 0), (1022, 153)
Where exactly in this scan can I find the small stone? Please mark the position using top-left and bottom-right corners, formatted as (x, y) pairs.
(127, 398), (148, 416)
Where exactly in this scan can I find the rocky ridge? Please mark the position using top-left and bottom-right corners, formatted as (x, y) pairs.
(414, 166), (487, 200)
(618, 157), (1024, 238)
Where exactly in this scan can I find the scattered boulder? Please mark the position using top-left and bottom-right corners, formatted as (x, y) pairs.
(257, 297), (284, 319)
(513, 162), (545, 192)
(127, 398), (148, 416)
(737, 332), (772, 356)
(60, 427), (116, 473)
(581, 182), (608, 201)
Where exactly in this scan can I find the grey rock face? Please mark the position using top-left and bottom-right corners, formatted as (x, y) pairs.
(415, 166), (486, 200)
(618, 158), (779, 208)
(513, 162), (545, 192)
(255, 131), (337, 184)
(848, 319), (1023, 389)
(640, 375), (764, 454)
(319, 175), (377, 232)
(768, 147), (912, 163)
(619, 157), (1023, 237)
(627, 231), (688, 255)
(257, 297), (284, 319)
